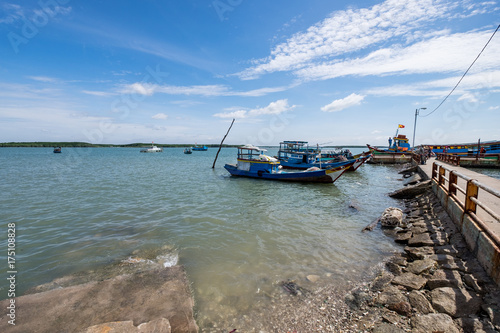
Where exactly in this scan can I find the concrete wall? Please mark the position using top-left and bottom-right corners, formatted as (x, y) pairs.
(431, 180), (500, 286)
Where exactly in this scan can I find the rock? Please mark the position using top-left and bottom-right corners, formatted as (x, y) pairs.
(408, 290), (434, 314)
(427, 269), (463, 289)
(407, 259), (437, 275)
(372, 322), (406, 333)
(456, 316), (499, 333)
(430, 287), (482, 318)
(345, 288), (372, 310)
(0, 266), (198, 333)
(404, 246), (434, 260)
(392, 272), (427, 291)
(403, 173), (421, 186)
(376, 285), (408, 306)
(481, 303), (500, 327)
(407, 233), (435, 247)
(386, 261), (403, 276)
(389, 180), (432, 199)
(388, 301), (412, 316)
(380, 207), (404, 228)
(410, 313), (460, 333)
(398, 165), (418, 174)
(306, 274), (320, 283)
(463, 274), (482, 293)
(82, 318), (171, 333)
(394, 231), (412, 244)
(371, 272), (394, 292)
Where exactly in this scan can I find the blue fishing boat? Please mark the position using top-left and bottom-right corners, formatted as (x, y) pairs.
(53, 147), (62, 153)
(366, 125), (413, 164)
(192, 144), (208, 151)
(426, 140), (500, 157)
(224, 145), (347, 183)
(277, 141), (370, 171)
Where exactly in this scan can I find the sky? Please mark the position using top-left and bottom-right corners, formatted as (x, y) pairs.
(0, 0), (499, 146)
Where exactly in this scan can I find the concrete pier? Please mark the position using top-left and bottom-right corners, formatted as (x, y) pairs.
(418, 157), (500, 285)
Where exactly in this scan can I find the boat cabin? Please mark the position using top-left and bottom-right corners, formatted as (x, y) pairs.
(278, 141), (319, 165)
(236, 145), (279, 173)
(389, 135), (410, 152)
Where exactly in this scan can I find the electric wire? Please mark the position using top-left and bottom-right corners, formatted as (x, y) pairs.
(419, 23), (500, 118)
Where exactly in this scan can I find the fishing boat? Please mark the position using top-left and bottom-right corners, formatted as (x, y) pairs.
(140, 144), (163, 153)
(367, 125), (413, 164)
(224, 145), (348, 183)
(277, 141), (370, 171)
(53, 147), (62, 153)
(425, 140), (500, 157)
(192, 145), (208, 151)
(184, 148), (192, 154)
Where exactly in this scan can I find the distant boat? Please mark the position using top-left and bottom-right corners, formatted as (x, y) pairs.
(277, 141), (370, 171)
(184, 148), (192, 154)
(224, 145), (347, 183)
(192, 145), (208, 151)
(53, 147), (62, 153)
(140, 144), (163, 153)
(425, 140), (500, 157)
(367, 125), (413, 164)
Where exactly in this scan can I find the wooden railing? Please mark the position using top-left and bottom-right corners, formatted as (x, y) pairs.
(432, 162), (500, 247)
(436, 153), (460, 165)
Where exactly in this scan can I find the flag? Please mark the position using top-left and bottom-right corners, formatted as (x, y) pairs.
(398, 124), (405, 128)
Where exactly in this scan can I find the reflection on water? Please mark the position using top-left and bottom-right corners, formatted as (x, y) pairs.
(1, 147), (403, 329)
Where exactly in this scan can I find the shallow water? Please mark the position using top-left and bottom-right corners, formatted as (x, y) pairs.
(0, 147), (403, 329)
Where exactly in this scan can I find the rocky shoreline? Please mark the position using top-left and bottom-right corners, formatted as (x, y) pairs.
(341, 189), (500, 332)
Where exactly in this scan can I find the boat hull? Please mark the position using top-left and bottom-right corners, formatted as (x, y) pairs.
(224, 164), (346, 183)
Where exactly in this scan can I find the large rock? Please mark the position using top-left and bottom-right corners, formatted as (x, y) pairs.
(380, 207), (404, 228)
(389, 180), (431, 199)
(410, 313), (460, 333)
(430, 287), (482, 318)
(427, 269), (463, 290)
(408, 290), (434, 314)
(407, 259), (437, 275)
(392, 272), (427, 291)
(82, 318), (171, 333)
(0, 266), (198, 333)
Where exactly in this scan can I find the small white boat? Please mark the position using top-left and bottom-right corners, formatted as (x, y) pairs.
(140, 145), (163, 153)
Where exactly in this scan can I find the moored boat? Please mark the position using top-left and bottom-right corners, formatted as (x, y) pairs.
(184, 148), (192, 154)
(425, 140), (500, 157)
(224, 145), (347, 183)
(277, 140), (370, 170)
(140, 144), (163, 153)
(53, 147), (62, 153)
(192, 145), (208, 151)
(367, 125), (413, 164)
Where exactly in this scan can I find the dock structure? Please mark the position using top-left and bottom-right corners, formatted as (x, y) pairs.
(419, 158), (500, 286)
(436, 153), (500, 168)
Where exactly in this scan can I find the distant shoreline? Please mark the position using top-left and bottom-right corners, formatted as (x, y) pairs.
(0, 142), (367, 148)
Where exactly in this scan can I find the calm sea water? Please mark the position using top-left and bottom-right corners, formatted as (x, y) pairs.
(1, 147), (404, 328)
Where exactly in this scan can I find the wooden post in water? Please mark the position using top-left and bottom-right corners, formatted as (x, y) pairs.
(212, 118), (235, 168)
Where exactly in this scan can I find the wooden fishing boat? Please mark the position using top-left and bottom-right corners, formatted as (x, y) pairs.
(224, 145), (347, 183)
(367, 125), (413, 164)
(53, 147), (62, 153)
(192, 145), (207, 151)
(184, 148), (192, 154)
(425, 140), (500, 157)
(277, 141), (370, 170)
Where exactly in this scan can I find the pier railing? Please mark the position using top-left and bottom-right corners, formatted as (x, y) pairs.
(432, 162), (500, 246)
(436, 153), (460, 165)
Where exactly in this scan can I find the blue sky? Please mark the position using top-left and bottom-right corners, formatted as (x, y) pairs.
(1, 0), (499, 146)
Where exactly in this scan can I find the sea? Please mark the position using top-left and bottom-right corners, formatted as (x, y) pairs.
(1, 147), (420, 329)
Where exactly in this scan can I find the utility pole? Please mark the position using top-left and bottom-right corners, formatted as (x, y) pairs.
(412, 107), (427, 149)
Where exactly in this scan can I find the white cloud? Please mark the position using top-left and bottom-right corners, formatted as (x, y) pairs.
(82, 90), (116, 97)
(321, 93), (364, 112)
(28, 76), (57, 83)
(236, 0), (462, 79)
(152, 113), (168, 120)
(213, 99), (295, 119)
(120, 83), (289, 97)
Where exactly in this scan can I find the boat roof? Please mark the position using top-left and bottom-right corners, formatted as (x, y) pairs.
(280, 141), (308, 145)
(239, 144), (267, 152)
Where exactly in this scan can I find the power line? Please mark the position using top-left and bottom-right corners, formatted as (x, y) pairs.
(420, 23), (500, 118)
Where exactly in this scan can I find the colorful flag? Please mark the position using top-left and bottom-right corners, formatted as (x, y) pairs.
(398, 124), (405, 128)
